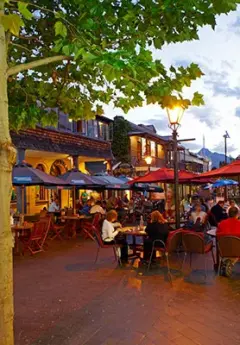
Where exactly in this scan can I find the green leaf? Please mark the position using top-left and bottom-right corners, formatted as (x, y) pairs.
(192, 92), (204, 106)
(1, 14), (24, 36)
(54, 21), (67, 38)
(82, 52), (98, 63)
(62, 45), (71, 56)
(18, 2), (33, 20)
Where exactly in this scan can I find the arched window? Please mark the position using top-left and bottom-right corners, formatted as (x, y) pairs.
(36, 164), (46, 201)
(50, 160), (67, 176)
(50, 160), (68, 205)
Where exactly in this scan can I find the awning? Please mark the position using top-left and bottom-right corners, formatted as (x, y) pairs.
(85, 161), (107, 175)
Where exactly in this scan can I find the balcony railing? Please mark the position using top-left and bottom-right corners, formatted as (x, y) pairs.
(131, 156), (165, 168)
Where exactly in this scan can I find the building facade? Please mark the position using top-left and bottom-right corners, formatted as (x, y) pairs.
(11, 114), (113, 213)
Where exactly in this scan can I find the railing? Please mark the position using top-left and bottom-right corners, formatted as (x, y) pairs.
(131, 156), (165, 168)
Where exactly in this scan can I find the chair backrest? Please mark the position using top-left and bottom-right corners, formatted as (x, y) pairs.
(92, 213), (102, 230)
(39, 216), (51, 245)
(218, 236), (240, 258)
(92, 226), (105, 248)
(66, 208), (73, 216)
(182, 232), (205, 254)
(31, 219), (49, 240)
(166, 230), (182, 253)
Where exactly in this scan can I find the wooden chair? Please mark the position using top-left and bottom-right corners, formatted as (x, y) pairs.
(21, 219), (49, 255)
(182, 232), (215, 277)
(218, 236), (240, 276)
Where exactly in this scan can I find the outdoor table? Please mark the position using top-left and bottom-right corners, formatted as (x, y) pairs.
(11, 223), (34, 255)
(206, 227), (219, 271)
(120, 226), (147, 258)
(60, 215), (91, 238)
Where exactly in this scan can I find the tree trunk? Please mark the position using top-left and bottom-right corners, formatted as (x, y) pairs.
(0, 2), (16, 344)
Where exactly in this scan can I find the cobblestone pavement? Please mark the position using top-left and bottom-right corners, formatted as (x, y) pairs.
(14, 239), (240, 345)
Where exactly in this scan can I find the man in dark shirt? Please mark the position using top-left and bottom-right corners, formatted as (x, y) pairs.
(210, 200), (227, 225)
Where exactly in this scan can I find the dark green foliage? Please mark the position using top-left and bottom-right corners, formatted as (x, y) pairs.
(112, 117), (131, 163)
(2, 0), (240, 129)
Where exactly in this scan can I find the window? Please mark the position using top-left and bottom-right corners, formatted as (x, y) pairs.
(86, 120), (94, 137)
(146, 140), (151, 156)
(137, 139), (142, 160)
(141, 138), (146, 157)
(93, 120), (98, 138)
(150, 141), (156, 157)
(99, 122), (110, 140)
(36, 164), (46, 201)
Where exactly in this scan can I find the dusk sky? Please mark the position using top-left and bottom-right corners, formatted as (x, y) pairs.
(104, 8), (240, 158)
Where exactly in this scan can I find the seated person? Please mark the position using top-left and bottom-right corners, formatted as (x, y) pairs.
(227, 200), (239, 215)
(48, 199), (59, 212)
(90, 200), (105, 215)
(210, 200), (227, 225)
(217, 207), (240, 237)
(143, 211), (169, 262)
(190, 203), (207, 227)
(79, 199), (91, 216)
(217, 207), (240, 275)
(101, 210), (128, 263)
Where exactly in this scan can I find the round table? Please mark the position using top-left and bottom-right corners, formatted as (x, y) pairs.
(12, 223), (34, 254)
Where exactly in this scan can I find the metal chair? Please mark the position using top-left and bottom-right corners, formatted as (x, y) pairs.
(218, 236), (240, 276)
(182, 232), (215, 277)
(148, 230), (183, 282)
(84, 226), (121, 265)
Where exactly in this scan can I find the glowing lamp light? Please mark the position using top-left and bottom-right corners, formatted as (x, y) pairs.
(69, 118), (73, 123)
(167, 106), (184, 128)
(145, 156), (153, 165)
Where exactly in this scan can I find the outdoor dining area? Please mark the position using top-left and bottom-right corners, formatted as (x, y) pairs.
(11, 159), (240, 281)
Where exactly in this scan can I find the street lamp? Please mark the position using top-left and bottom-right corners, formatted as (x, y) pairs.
(166, 106), (185, 229)
(223, 131), (230, 165)
(145, 156), (152, 172)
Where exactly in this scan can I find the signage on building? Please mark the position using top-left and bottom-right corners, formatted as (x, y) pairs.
(13, 177), (32, 183)
(71, 179), (85, 184)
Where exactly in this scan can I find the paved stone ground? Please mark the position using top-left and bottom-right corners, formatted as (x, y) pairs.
(14, 239), (240, 345)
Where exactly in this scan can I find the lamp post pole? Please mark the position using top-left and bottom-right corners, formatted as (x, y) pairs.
(223, 131), (230, 200)
(172, 128), (180, 229)
(166, 106), (185, 230)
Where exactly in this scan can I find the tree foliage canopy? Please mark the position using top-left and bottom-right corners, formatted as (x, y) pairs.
(2, 0), (240, 130)
(112, 116), (131, 163)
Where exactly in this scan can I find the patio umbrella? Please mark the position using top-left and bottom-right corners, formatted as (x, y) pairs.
(93, 174), (129, 190)
(131, 183), (164, 193)
(13, 162), (67, 213)
(13, 163), (68, 186)
(190, 159), (240, 179)
(128, 168), (197, 184)
(204, 179), (238, 189)
(58, 168), (105, 212)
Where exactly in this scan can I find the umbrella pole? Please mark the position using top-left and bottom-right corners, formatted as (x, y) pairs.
(21, 185), (24, 214)
(73, 186), (76, 214)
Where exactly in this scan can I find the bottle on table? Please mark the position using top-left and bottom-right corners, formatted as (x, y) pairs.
(139, 215), (144, 231)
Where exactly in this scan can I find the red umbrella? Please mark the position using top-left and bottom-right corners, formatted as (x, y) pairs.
(128, 168), (197, 184)
(189, 159), (240, 179)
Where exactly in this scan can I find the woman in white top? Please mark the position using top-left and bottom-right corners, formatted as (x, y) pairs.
(102, 210), (128, 263)
(190, 203), (207, 224)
